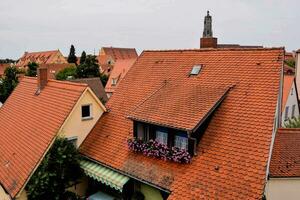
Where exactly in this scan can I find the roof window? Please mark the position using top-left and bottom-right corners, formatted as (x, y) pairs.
(190, 65), (202, 75)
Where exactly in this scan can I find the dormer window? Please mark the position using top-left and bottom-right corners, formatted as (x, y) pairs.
(190, 65), (202, 75)
(174, 134), (188, 150)
(81, 104), (92, 120)
(155, 129), (168, 145)
(112, 78), (118, 86)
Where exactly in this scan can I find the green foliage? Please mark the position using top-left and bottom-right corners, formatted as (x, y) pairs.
(0, 66), (19, 103)
(284, 117), (300, 128)
(67, 45), (78, 65)
(80, 51), (86, 64)
(100, 73), (108, 87)
(76, 55), (100, 78)
(26, 137), (83, 200)
(26, 62), (39, 77)
(55, 66), (77, 80)
(285, 59), (295, 68)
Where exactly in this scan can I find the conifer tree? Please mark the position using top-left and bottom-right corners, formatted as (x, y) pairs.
(67, 45), (78, 65)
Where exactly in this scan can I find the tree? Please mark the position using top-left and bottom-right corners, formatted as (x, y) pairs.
(67, 45), (78, 65)
(284, 117), (300, 128)
(80, 51), (86, 64)
(76, 55), (100, 78)
(0, 66), (19, 103)
(26, 62), (38, 77)
(100, 73), (108, 87)
(55, 66), (77, 80)
(26, 137), (83, 200)
(285, 59), (295, 68)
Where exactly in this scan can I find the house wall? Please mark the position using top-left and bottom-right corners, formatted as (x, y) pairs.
(140, 183), (163, 200)
(48, 51), (68, 64)
(266, 178), (300, 200)
(15, 190), (27, 200)
(282, 81), (300, 126)
(66, 177), (89, 198)
(0, 185), (11, 200)
(59, 89), (105, 147)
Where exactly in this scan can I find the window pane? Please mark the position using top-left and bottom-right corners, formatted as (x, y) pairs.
(155, 130), (168, 145)
(285, 106), (289, 121)
(82, 105), (91, 118)
(175, 135), (188, 150)
(137, 123), (144, 140)
(292, 105), (296, 118)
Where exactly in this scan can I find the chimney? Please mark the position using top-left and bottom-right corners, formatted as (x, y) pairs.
(37, 68), (48, 91)
(296, 49), (300, 99)
(200, 11), (218, 48)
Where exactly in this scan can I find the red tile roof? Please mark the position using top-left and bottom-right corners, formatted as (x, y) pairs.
(105, 58), (136, 93)
(16, 50), (67, 67)
(269, 128), (300, 177)
(102, 47), (138, 61)
(282, 75), (295, 112)
(0, 64), (10, 76)
(40, 63), (76, 79)
(0, 77), (87, 198)
(80, 48), (283, 199)
(128, 83), (230, 131)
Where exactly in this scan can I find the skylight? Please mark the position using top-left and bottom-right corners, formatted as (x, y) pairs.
(190, 65), (202, 75)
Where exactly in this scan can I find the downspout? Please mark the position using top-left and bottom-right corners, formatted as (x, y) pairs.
(263, 49), (285, 197)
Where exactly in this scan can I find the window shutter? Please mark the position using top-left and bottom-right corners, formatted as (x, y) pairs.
(188, 138), (197, 156)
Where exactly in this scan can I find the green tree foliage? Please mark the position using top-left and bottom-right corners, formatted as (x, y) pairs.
(80, 51), (86, 64)
(76, 55), (100, 78)
(55, 66), (77, 80)
(26, 62), (39, 77)
(67, 45), (78, 65)
(285, 59), (296, 68)
(26, 137), (83, 200)
(0, 66), (19, 103)
(100, 73), (108, 87)
(284, 117), (300, 128)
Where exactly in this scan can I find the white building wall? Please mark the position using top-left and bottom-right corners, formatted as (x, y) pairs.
(282, 81), (300, 126)
(266, 178), (300, 200)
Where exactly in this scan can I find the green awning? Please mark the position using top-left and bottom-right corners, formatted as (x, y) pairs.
(80, 160), (129, 192)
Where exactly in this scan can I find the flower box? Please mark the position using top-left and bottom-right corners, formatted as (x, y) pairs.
(127, 138), (191, 164)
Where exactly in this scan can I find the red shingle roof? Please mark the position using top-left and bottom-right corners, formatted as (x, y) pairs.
(40, 63), (76, 79)
(282, 75), (295, 111)
(102, 47), (138, 61)
(105, 58), (136, 93)
(128, 83), (229, 131)
(269, 128), (300, 177)
(0, 77), (87, 198)
(80, 48), (283, 199)
(0, 64), (10, 76)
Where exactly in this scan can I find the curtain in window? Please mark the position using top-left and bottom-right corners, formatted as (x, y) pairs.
(156, 130), (168, 145)
(175, 135), (188, 150)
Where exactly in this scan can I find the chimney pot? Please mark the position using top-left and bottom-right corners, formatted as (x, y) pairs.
(37, 68), (48, 91)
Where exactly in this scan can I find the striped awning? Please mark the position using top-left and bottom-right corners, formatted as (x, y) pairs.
(80, 160), (129, 192)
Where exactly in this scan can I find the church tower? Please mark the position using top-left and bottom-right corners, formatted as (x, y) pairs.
(200, 11), (218, 48)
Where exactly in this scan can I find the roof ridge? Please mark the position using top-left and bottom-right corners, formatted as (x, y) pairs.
(22, 76), (88, 87)
(143, 47), (285, 53)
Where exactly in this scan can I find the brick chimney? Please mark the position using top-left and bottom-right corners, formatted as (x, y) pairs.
(200, 37), (218, 48)
(296, 49), (300, 99)
(37, 68), (48, 91)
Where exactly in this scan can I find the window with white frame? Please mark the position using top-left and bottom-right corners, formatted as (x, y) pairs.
(292, 105), (296, 118)
(285, 106), (289, 121)
(81, 104), (92, 120)
(155, 130), (168, 145)
(112, 78), (118, 86)
(174, 135), (188, 150)
(67, 136), (78, 147)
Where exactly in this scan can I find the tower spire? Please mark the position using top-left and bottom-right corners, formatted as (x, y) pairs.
(203, 10), (213, 38)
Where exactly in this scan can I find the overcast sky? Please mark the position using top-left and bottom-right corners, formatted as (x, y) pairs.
(0, 0), (299, 59)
